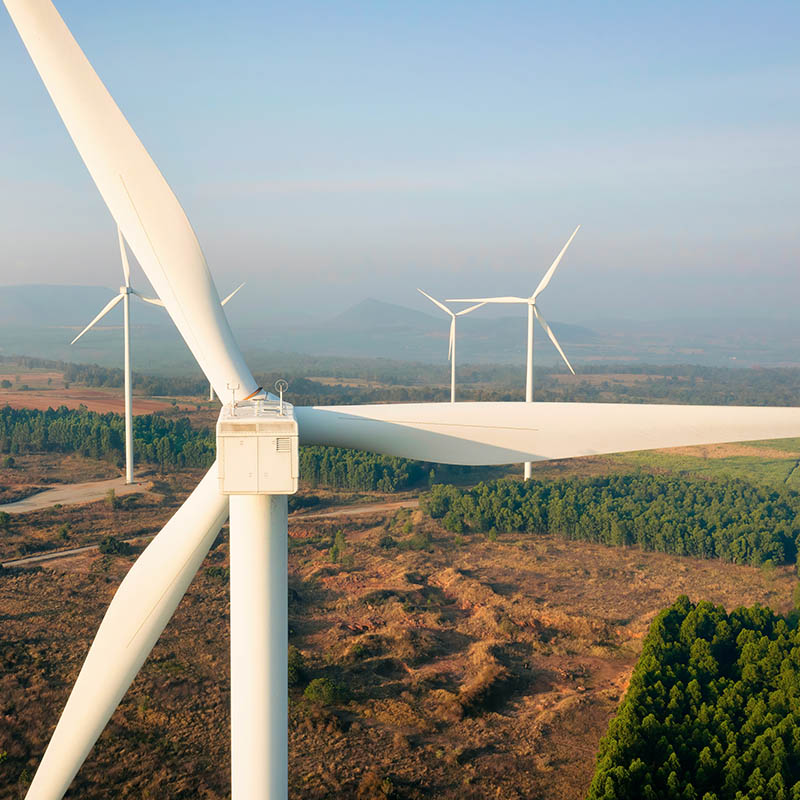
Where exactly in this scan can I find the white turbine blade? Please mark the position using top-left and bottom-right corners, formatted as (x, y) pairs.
(295, 402), (800, 466)
(531, 225), (580, 300)
(4, 0), (256, 401)
(455, 302), (486, 316)
(25, 465), (228, 799)
(533, 305), (575, 375)
(221, 282), (245, 306)
(70, 293), (124, 344)
(446, 296), (527, 304)
(117, 224), (131, 287)
(131, 289), (165, 307)
(448, 317), (455, 361)
(417, 288), (453, 317)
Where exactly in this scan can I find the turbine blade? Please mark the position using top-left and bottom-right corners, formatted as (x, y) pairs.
(4, 0), (256, 401)
(417, 288), (452, 317)
(295, 402), (800, 466)
(446, 296), (527, 304)
(25, 464), (228, 798)
(70, 293), (124, 344)
(533, 305), (575, 375)
(531, 225), (580, 300)
(448, 317), (455, 361)
(131, 290), (165, 307)
(455, 302), (486, 316)
(221, 282), (245, 306)
(117, 224), (131, 287)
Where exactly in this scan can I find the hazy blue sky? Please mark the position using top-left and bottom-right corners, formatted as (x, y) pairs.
(0, 1), (798, 323)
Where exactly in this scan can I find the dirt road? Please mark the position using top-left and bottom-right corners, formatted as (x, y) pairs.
(0, 477), (147, 514)
(1, 496), (419, 567)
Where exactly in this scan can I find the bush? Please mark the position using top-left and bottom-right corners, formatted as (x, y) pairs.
(2, 456), (15, 469)
(288, 646), (306, 688)
(408, 530), (432, 551)
(205, 566), (229, 581)
(329, 530), (346, 563)
(98, 536), (132, 556)
(304, 677), (349, 705)
(0, 511), (9, 528)
(105, 488), (119, 510)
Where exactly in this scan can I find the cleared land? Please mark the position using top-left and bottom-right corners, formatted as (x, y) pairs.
(0, 477), (147, 514)
(0, 484), (796, 798)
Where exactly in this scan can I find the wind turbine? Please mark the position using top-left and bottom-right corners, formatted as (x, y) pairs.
(8, 3), (800, 800)
(448, 225), (580, 478)
(417, 289), (484, 402)
(70, 226), (162, 485)
(143, 282), (246, 402)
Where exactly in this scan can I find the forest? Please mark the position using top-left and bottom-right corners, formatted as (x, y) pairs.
(299, 445), (428, 492)
(0, 405), (215, 469)
(587, 597), (800, 800)
(422, 475), (800, 566)
(0, 405), (428, 490)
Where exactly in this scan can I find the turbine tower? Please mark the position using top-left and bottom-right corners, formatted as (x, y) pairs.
(417, 289), (484, 402)
(9, 4), (800, 800)
(70, 227), (162, 485)
(449, 225), (580, 478)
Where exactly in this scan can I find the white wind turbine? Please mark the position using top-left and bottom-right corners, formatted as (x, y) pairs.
(71, 236), (244, 483)
(418, 289), (484, 402)
(449, 225), (580, 479)
(70, 226), (162, 485)
(9, 3), (800, 800)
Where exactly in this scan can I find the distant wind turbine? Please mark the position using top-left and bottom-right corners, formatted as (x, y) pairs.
(142, 283), (245, 401)
(448, 225), (580, 477)
(71, 226), (163, 485)
(418, 289), (484, 402)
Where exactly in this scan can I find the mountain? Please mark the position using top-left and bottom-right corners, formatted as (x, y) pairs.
(325, 298), (439, 333)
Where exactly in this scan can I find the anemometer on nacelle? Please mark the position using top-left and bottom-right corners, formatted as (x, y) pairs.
(216, 380), (298, 495)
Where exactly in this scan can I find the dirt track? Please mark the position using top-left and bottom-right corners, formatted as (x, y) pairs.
(1, 494), (419, 567)
(0, 476), (147, 514)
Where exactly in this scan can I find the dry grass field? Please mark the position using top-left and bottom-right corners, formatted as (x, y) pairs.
(0, 493), (794, 799)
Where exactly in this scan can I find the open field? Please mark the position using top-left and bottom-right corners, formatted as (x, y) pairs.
(0, 386), (197, 414)
(0, 487), (796, 798)
(528, 438), (800, 489)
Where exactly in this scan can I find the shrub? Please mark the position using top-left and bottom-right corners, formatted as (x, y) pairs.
(408, 530), (432, 551)
(304, 677), (349, 705)
(329, 529), (346, 563)
(288, 646), (306, 688)
(105, 488), (119, 510)
(378, 534), (397, 549)
(2, 456), (15, 469)
(205, 566), (230, 580)
(0, 511), (9, 529)
(98, 536), (132, 555)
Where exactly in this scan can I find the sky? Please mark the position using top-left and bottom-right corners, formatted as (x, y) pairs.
(0, 0), (798, 325)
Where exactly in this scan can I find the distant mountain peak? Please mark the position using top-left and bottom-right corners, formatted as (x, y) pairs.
(325, 298), (438, 332)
